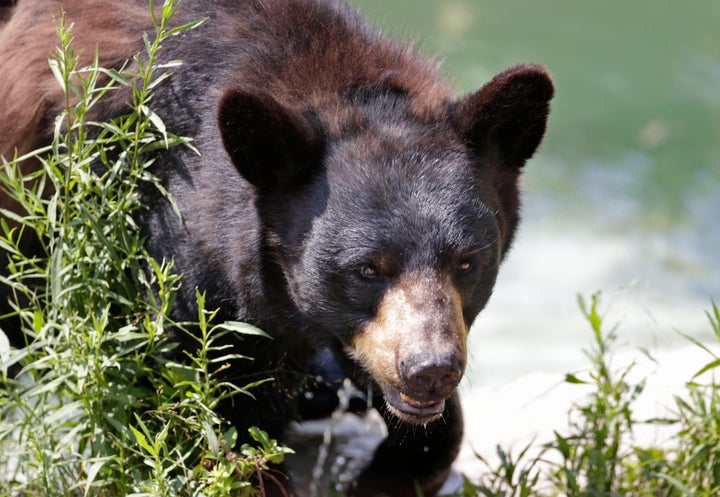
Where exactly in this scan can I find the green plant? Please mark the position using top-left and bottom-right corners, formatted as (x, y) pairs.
(655, 301), (720, 496)
(0, 2), (290, 495)
(457, 296), (720, 497)
(548, 293), (646, 496)
(462, 443), (543, 497)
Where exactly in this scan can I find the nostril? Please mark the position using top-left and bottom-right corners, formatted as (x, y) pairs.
(440, 372), (458, 387)
(411, 374), (432, 391)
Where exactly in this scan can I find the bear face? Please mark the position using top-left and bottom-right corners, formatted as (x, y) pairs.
(282, 135), (501, 424)
(218, 64), (553, 426)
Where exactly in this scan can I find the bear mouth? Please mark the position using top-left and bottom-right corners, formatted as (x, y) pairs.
(381, 382), (446, 424)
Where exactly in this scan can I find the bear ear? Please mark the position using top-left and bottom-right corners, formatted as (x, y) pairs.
(218, 88), (323, 192)
(453, 63), (554, 170)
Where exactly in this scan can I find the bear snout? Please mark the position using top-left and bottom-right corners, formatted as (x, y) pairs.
(400, 352), (463, 401)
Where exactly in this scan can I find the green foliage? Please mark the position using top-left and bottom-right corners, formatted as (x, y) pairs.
(456, 297), (720, 497)
(463, 443), (542, 497)
(549, 293), (645, 496)
(0, 2), (290, 495)
(663, 301), (720, 496)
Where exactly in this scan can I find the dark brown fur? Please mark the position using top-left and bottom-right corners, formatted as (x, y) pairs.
(0, 0), (152, 224)
(0, 1), (150, 159)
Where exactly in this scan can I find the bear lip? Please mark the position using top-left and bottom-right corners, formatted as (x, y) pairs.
(382, 382), (446, 424)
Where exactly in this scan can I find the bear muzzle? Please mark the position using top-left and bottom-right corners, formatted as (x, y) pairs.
(348, 271), (469, 424)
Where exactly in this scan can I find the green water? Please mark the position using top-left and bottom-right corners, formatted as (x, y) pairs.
(351, 1), (719, 380)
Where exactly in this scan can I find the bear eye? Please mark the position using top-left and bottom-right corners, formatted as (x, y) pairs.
(359, 264), (381, 279)
(456, 260), (473, 273)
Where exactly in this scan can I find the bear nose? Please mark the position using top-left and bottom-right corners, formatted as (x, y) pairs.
(400, 352), (463, 400)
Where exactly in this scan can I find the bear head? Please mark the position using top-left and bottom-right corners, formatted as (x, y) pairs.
(217, 64), (553, 424)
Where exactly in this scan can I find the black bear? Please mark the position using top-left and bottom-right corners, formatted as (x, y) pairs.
(0, 0), (553, 495)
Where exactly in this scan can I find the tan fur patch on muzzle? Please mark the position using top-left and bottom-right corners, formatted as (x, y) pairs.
(348, 271), (469, 394)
